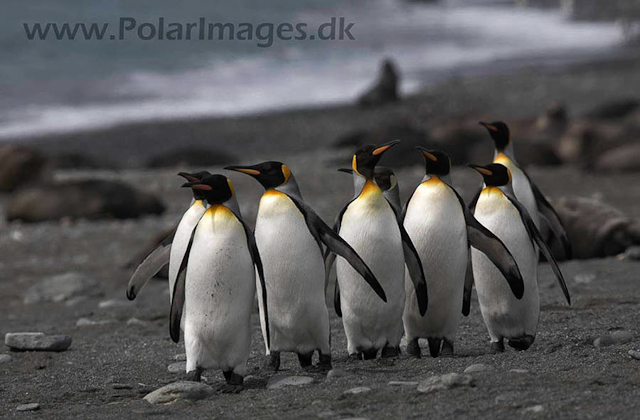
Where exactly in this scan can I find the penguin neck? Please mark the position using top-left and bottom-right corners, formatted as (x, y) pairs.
(382, 187), (401, 214)
(274, 174), (303, 201)
(220, 194), (242, 218)
(351, 173), (366, 199)
(421, 174), (453, 188)
(497, 183), (516, 199)
(494, 144), (516, 163)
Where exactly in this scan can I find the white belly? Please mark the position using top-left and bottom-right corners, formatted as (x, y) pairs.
(472, 188), (539, 342)
(254, 191), (330, 354)
(402, 180), (467, 341)
(336, 182), (405, 353)
(183, 206), (255, 374)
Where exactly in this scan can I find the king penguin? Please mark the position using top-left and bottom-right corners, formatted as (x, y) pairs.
(171, 174), (269, 393)
(225, 161), (386, 372)
(126, 171), (210, 301)
(335, 141), (428, 360)
(402, 149), (524, 357)
(473, 121), (572, 260)
(469, 163), (570, 353)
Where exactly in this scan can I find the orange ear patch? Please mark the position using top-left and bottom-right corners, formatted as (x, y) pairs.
(281, 165), (291, 183)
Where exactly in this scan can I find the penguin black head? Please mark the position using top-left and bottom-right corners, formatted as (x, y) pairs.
(416, 147), (450, 176)
(178, 171), (212, 200)
(479, 121), (510, 151)
(225, 161), (293, 190)
(352, 140), (400, 179)
(338, 167), (398, 192)
(181, 174), (234, 205)
(468, 163), (512, 187)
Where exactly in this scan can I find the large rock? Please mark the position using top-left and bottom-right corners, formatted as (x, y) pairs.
(143, 381), (214, 404)
(549, 197), (640, 259)
(5, 332), (72, 352)
(0, 145), (48, 192)
(358, 59), (400, 108)
(146, 147), (237, 169)
(417, 373), (474, 394)
(23, 272), (96, 304)
(6, 179), (165, 222)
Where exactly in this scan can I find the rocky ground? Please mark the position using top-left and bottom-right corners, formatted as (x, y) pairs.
(1, 154), (639, 419)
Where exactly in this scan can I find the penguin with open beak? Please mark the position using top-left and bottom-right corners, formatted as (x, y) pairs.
(225, 161), (385, 372)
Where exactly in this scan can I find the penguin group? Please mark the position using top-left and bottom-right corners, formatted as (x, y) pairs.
(127, 121), (571, 393)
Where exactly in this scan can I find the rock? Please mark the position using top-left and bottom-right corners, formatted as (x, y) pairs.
(326, 369), (350, 380)
(509, 369), (529, 374)
(16, 403), (40, 412)
(417, 373), (475, 394)
(51, 152), (116, 170)
(146, 147), (238, 169)
(0, 354), (12, 364)
(126, 318), (148, 327)
(167, 361), (186, 374)
(99, 299), (131, 309)
(143, 381), (214, 404)
(343, 387), (371, 395)
(5, 332), (72, 352)
(23, 272), (96, 304)
(594, 143), (640, 173)
(463, 363), (493, 373)
(619, 246), (640, 261)
(388, 381), (419, 387)
(112, 383), (134, 390)
(574, 273), (596, 284)
(524, 404), (545, 414)
(0, 145), (48, 192)
(628, 350), (640, 360)
(585, 98), (640, 120)
(594, 331), (634, 347)
(494, 392), (523, 408)
(358, 59), (400, 107)
(174, 353), (187, 361)
(76, 318), (112, 327)
(266, 375), (313, 389)
(544, 343), (562, 354)
(7, 179), (165, 223)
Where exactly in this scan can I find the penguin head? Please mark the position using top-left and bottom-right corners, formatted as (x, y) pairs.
(181, 174), (234, 205)
(352, 140), (400, 179)
(224, 161), (293, 190)
(178, 171), (212, 200)
(468, 163), (512, 187)
(416, 147), (450, 176)
(479, 121), (510, 151)
(337, 167), (398, 192)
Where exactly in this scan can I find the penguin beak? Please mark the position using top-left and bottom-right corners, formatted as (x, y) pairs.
(416, 146), (437, 162)
(224, 165), (261, 176)
(177, 172), (200, 182)
(467, 164), (493, 176)
(372, 140), (400, 156)
(181, 181), (213, 191)
(479, 121), (498, 132)
(337, 168), (353, 174)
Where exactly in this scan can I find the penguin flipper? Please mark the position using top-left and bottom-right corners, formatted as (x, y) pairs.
(462, 251), (474, 316)
(504, 192), (571, 305)
(169, 229), (195, 343)
(334, 279), (342, 318)
(126, 232), (173, 300)
(286, 194), (387, 303)
(324, 251), (337, 295)
(387, 198), (429, 316)
(452, 189), (525, 300)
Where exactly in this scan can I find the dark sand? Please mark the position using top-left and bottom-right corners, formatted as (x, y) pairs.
(1, 52), (640, 419)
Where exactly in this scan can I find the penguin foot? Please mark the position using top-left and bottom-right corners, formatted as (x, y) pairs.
(185, 367), (203, 382)
(441, 340), (454, 357)
(427, 338), (442, 358)
(490, 340), (505, 354)
(507, 335), (535, 351)
(219, 371), (244, 394)
(317, 353), (332, 372)
(406, 338), (421, 359)
(346, 353), (363, 363)
(263, 351), (281, 373)
(362, 348), (378, 360)
(381, 346), (399, 359)
(297, 351), (314, 369)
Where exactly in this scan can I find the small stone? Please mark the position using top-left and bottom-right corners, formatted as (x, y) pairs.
(112, 383), (133, 390)
(126, 318), (147, 327)
(388, 381), (419, 387)
(267, 375), (313, 389)
(574, 273), (596, 284)
(76, 318), (111, 327)
(16, 403), (40, 412)
(628, 350), (640, 360)
(509, 369), (529, 374)
(594, 331), (633, 348)
(463, 363), (493, 373)
(318, 411), (337, 418)
(174, 353), (187, 361)
(143, 381), (214, 404)
(5, 332), (72, 352)
(167, 361), (186, 374)
(417, 373), (474, 394)
(99, 299), (131, 309)
(494, 392), (522, 408)
(343, 387), (371, 395)
(544, 343), (562, 354)
(23, 272), (96, 304)
(326, 369), (350, 380)
(0, 354), (11, 364)
(524, 405), (544, 413)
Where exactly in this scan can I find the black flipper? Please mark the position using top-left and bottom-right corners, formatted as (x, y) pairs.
(387, 198), (429, 316)
(169, 229), (195, 343)
(126, 231), (174, 300)
(503, 192), (571, 305)
(334, 279), (342, 317)
(525, 173), (573, 260)
(324, 249), (337, 293)
(286, 193), (387, 303)
(462, 251), (474, 316)
(452, 188), (525, 300)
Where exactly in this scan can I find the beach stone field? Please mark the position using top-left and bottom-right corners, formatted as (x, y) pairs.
(0, 156), (639, 420)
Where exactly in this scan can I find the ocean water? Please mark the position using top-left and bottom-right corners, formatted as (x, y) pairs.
(0, 0), (625, 139)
